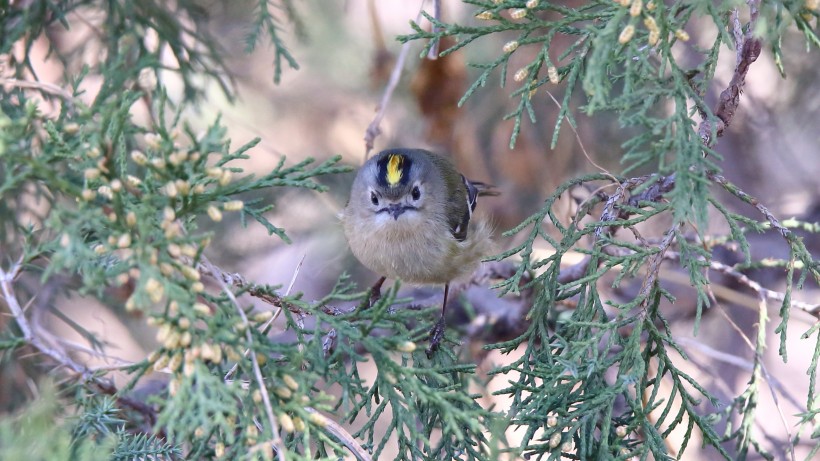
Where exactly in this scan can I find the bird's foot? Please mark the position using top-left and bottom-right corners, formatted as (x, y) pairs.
(365, 276), (386, 309)
(368, 288), (381, 307)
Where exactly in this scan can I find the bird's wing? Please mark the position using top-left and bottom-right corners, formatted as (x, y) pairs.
(450, 175), (482, 242)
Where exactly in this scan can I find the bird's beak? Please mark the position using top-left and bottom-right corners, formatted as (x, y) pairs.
(387, 203), (406, 220)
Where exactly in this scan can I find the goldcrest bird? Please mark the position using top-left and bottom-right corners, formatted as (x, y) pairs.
(342, 148), (495, 355)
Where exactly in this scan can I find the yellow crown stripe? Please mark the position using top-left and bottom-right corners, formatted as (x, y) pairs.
(386, 154), (404, 186)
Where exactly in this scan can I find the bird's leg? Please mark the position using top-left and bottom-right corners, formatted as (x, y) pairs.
(426, 283), (449, 357)
(367, 276), (386, 308)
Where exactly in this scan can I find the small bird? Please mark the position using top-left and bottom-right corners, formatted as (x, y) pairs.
(342, 148), (495, 355)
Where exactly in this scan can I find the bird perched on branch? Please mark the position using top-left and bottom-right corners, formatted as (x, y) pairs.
(342, 148), (496, 356)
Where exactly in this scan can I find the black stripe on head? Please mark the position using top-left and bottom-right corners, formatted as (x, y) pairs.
(376, 152), (413, 188)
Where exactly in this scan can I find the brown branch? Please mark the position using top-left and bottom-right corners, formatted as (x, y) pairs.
(594, 178), (634, 240)
(697, 2), (762, 147)
(638, 222), (681, 310)
(363, 39), (414, 158)
(198, 259), (346, 318)
(198, 261), (282, 303)
(93, 379), (158, 428)
(626, 174), (676, 207)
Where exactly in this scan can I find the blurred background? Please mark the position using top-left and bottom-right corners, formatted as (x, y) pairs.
(6, 0), (820, 458)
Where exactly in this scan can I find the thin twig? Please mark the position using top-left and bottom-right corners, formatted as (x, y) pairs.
(544, 89), (617, 182)
(715, 292), (796, 461)
(655, 249), (818, 315)
(0, 78), (78, 109)
(51, 334), (136, 368)
(269, 253), (305, 326)
(638, 222), (681, 310)
(198, 258), (348, 318)
(708, 260), (818, 314)
(425, 0), (441, 60)
(751, 292), (796, 461)
(0, 256), (88, 376)
(363, 6), (425, 158)
(676, 336), (754, 370)
(305, 407), (373, 461)
(708, 172), (793, 241)
(200, 256), (287, 461)
(223, 255), (305, 382)
(677, 334), (802, 446)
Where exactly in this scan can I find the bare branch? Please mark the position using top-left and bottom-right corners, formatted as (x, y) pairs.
(698, 3), (762, 147)
(0, 257), (88, 376)
(0, 257), (157, 426)
(425, 0), (441, 60)
(363, 7), (425, 158)
(305, 407), (373, 461)
(0, 78), (79, 108)
(639, 222), (681, 310)
(708, 260), (819, 314)
(708, 172), (794, 241)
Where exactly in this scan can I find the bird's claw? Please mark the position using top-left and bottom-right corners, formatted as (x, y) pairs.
(364, 276), (386, 309)
(426, 315), (446, 358)
(368, 288), (381, 307)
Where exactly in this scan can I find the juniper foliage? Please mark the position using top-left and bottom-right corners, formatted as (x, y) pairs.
(400, 1), (820, 459)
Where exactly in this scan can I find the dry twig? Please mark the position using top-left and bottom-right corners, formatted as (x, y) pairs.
(1, 256), (89, 377)
(0, 256), (157, 425)
(425, 0), (441, 60)
(697, 2), (762, 147)
(305, 407), (373, 461)
(709, 259), (819, 314)
(199, 255), (287, 461)
(0, 78), (79, 108)
(363, 7), (425, 157)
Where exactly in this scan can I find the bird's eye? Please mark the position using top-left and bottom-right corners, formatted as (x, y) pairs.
(411, 186), (421, 201)
(370, 191), (379, 206)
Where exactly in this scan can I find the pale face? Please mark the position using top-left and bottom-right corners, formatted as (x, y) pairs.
(366, 180), (426, 222)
